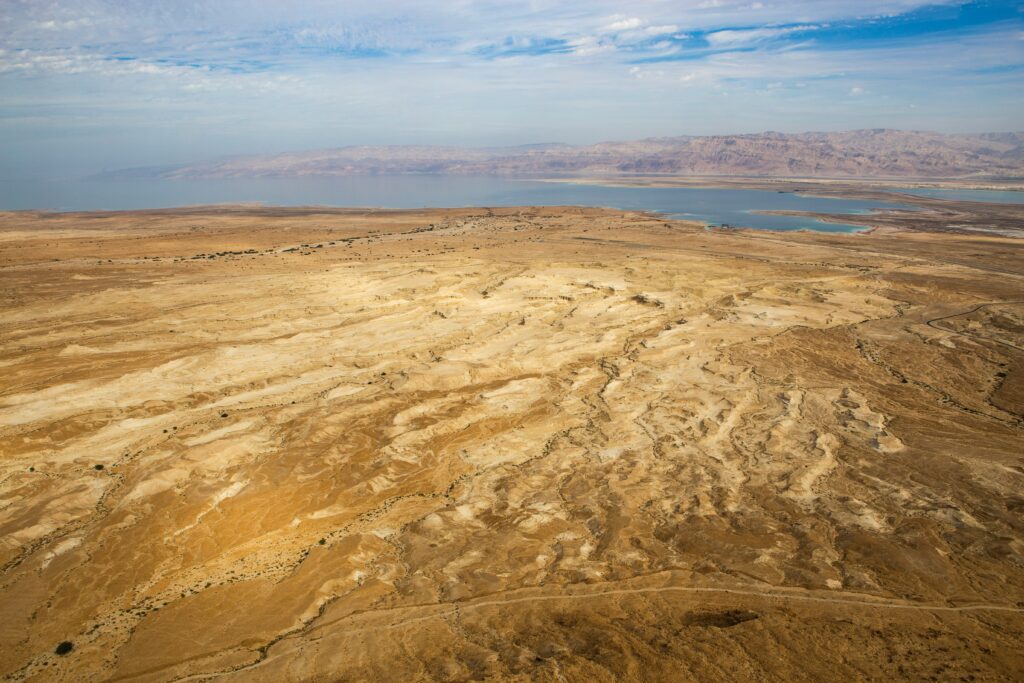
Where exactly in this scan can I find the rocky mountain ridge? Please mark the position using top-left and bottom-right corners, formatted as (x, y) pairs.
(115, 130), (1024, 179)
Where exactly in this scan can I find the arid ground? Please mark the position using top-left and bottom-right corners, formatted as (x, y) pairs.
(1, 200), (1023, 681)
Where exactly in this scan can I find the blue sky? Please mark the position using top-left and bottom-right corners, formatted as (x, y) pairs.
(1, 0), (1022, 177)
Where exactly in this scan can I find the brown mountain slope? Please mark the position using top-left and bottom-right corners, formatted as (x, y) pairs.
(142, 130), (1024, 179)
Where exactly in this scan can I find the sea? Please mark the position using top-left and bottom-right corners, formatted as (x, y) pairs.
(2, 174), (1004, 233)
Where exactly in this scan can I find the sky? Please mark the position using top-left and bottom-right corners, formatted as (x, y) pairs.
(1, 0), (1022, 178)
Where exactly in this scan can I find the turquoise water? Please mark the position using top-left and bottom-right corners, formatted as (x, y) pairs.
(893, 187), (1024, 204)
(0, 176), (911, 232)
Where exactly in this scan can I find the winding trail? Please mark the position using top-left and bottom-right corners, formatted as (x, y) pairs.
(157, 574), (1024, 682)
(925, 301), (1024, 353)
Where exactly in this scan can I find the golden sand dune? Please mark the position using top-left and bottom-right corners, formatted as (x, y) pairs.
(0, 206), (1022, 681)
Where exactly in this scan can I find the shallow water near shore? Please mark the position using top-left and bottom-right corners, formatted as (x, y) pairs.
(0, 175), (911, 232)
(893, 187), (1024, 204)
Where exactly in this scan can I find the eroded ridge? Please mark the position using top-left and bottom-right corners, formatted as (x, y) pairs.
(0, 206), (1022, 681)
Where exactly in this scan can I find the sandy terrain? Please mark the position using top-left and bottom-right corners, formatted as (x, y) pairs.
(0, 204), (1022, 681)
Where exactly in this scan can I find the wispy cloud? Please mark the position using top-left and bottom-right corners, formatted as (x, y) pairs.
(704, 25), (820, 46)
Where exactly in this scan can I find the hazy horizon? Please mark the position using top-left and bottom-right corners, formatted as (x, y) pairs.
(2, 0), (1023, 179)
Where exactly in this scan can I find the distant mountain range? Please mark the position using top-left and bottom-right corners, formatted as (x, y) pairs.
(110, 130), (1024, 180)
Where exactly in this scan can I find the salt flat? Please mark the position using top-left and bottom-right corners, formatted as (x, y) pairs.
(0, 205), (1022, 681)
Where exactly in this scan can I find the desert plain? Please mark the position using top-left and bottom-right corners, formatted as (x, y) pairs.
(0, 196), (1023, 681)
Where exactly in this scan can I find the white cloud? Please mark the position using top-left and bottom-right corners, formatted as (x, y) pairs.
(568, 36), (616, 57)
(603, 16), (644, 32)
(644, 24), (680, 35)
(706, 25), (819, 46)
(628, 65), (665, 80)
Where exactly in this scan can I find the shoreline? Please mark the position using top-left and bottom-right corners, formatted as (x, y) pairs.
(533, 174), (1024, 193)
(1, 174), (1021, 237)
